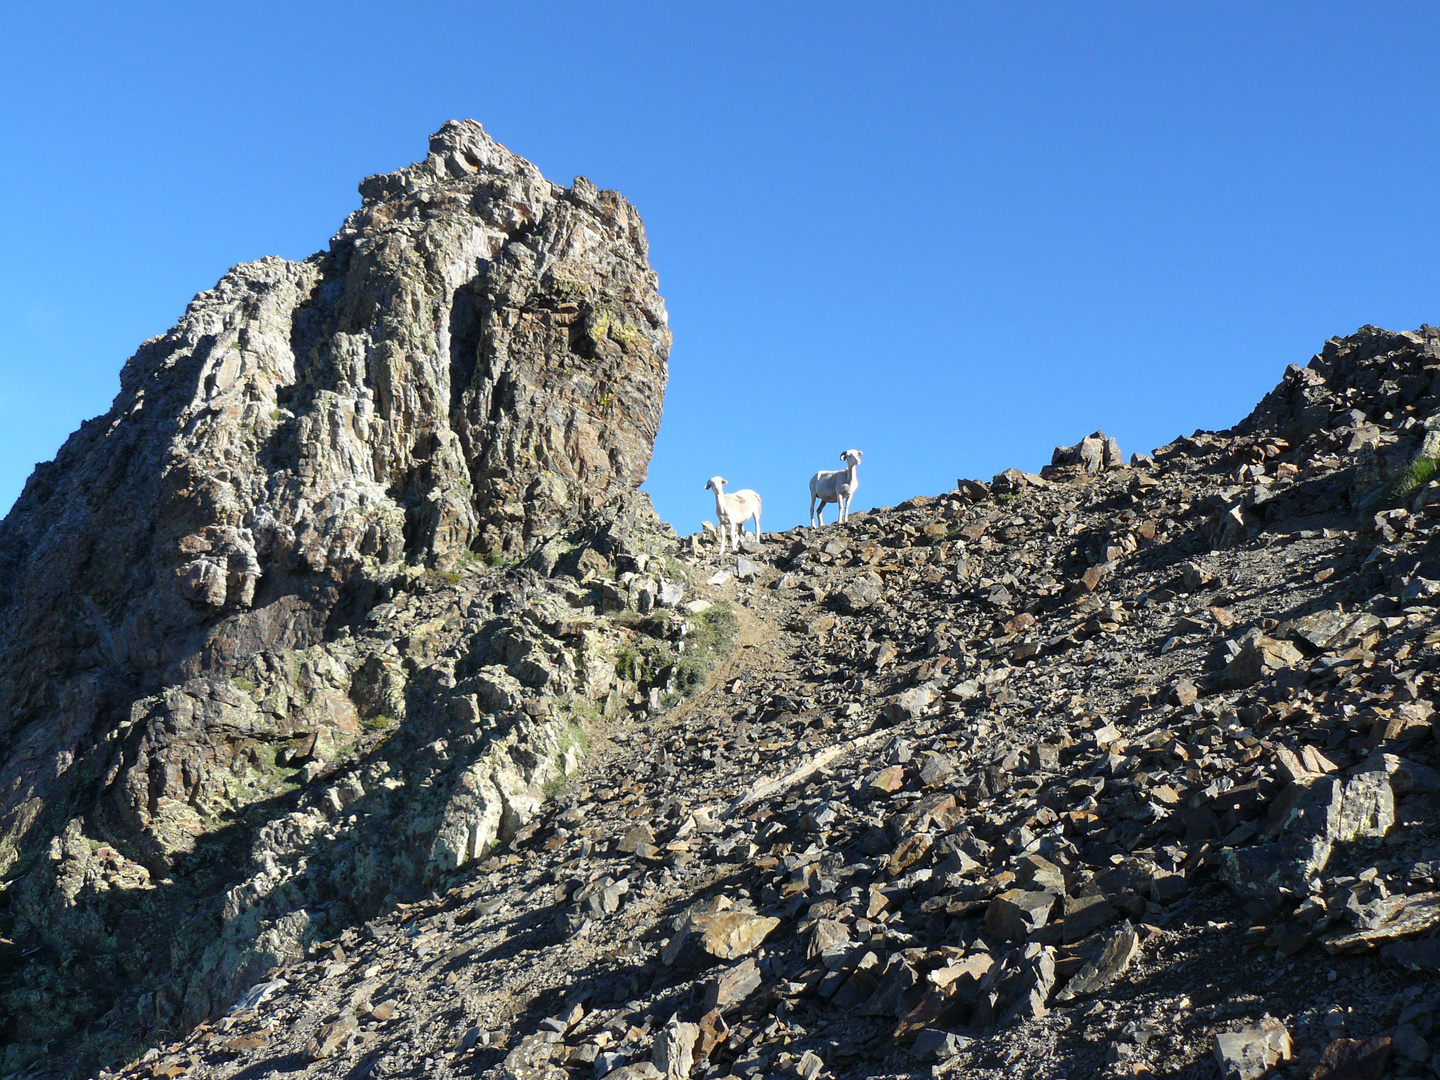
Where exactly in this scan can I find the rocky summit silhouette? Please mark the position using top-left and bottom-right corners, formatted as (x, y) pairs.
(2, 128), (1440, 1080)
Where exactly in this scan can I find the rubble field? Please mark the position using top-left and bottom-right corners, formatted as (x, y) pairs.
(94, 325), (1440, 1080)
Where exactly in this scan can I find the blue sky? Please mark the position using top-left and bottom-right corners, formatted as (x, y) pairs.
(3, 4), (1440, 533)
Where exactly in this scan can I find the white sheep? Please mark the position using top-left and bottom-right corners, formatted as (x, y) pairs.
(705, 476), (762, 554)
(809, 448), (863, 526)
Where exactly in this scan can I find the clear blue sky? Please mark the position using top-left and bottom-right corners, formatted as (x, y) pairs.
(3, 4), (1440, 533)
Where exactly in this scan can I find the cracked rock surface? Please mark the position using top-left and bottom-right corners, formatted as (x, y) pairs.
(0, 121), (672, 1073)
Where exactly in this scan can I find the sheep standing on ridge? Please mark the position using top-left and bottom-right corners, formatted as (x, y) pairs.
(809, 449), (863, 526)
(705, 477), (762, 554)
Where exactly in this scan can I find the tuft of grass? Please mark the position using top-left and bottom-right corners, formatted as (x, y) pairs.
(610, 603), (738, 705)
(673, 602), (738, 695)
(362, 714), (396, 731)
(461, 549), (508, 570)
(560, 718), (593, 756)
(1377, 455), (1439, 510)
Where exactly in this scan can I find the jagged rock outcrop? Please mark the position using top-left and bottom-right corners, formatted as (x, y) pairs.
(0, 122), (671, 1072)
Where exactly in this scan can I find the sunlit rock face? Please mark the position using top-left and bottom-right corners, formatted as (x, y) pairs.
(0, 121), (669, 1062)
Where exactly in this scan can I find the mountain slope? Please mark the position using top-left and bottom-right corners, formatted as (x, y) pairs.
(76, 327), (1440, 1080)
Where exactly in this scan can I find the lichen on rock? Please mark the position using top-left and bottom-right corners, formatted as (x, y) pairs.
(0, 120), (672, 1072)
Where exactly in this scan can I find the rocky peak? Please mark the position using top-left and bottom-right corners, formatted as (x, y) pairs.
(0, 123), (669, 1054)
(0, 116), (666, 715)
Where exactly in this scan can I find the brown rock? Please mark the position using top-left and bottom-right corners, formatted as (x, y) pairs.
(690, 912), (781, 959)
(1003, 612), (1036, 634)
(1312, 1037), (1393, 1080)
(1221, 629), (1305, 687)
(306, 1014), (359, 1060)
(368, 999), (399, 1022)
(890, 833), (934, 875)
(1171, 678), (1199, 708)
(867, 765), (906, 795)
(696, 1009), (729, 1057)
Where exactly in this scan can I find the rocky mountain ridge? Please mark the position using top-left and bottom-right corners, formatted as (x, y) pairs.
(4, 125), (1440, 1080)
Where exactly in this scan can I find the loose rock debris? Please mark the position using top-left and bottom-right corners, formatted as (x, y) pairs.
(77, 324), (1440, 1080)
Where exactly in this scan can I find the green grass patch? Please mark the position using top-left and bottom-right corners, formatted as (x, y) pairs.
(1377, 454), (1439, 509)
(560, 718), (593, 756)
(610, 602), (738, 704)
(673, 602), (738, 695)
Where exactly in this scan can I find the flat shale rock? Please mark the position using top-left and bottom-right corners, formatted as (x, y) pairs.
(689, 912), (782, 960)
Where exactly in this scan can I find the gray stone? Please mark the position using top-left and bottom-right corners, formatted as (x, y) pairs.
(985, 889), (1057, 941)
(702, 957), (762, 1012)
(1213, 1018), (1292, 1080)
(837, 573), (884, 612)
(306, 1014), (359, 1060)
(910, 1029), (964, 1061)
(1063, 894), (1118, 943)
(886, 685), (936, 722)
(600, 1065), (662, 1080)
(862, 956), (919, 1017)
(1056, 922), (1140, 1001)
(652, 1014), (699, 1079)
